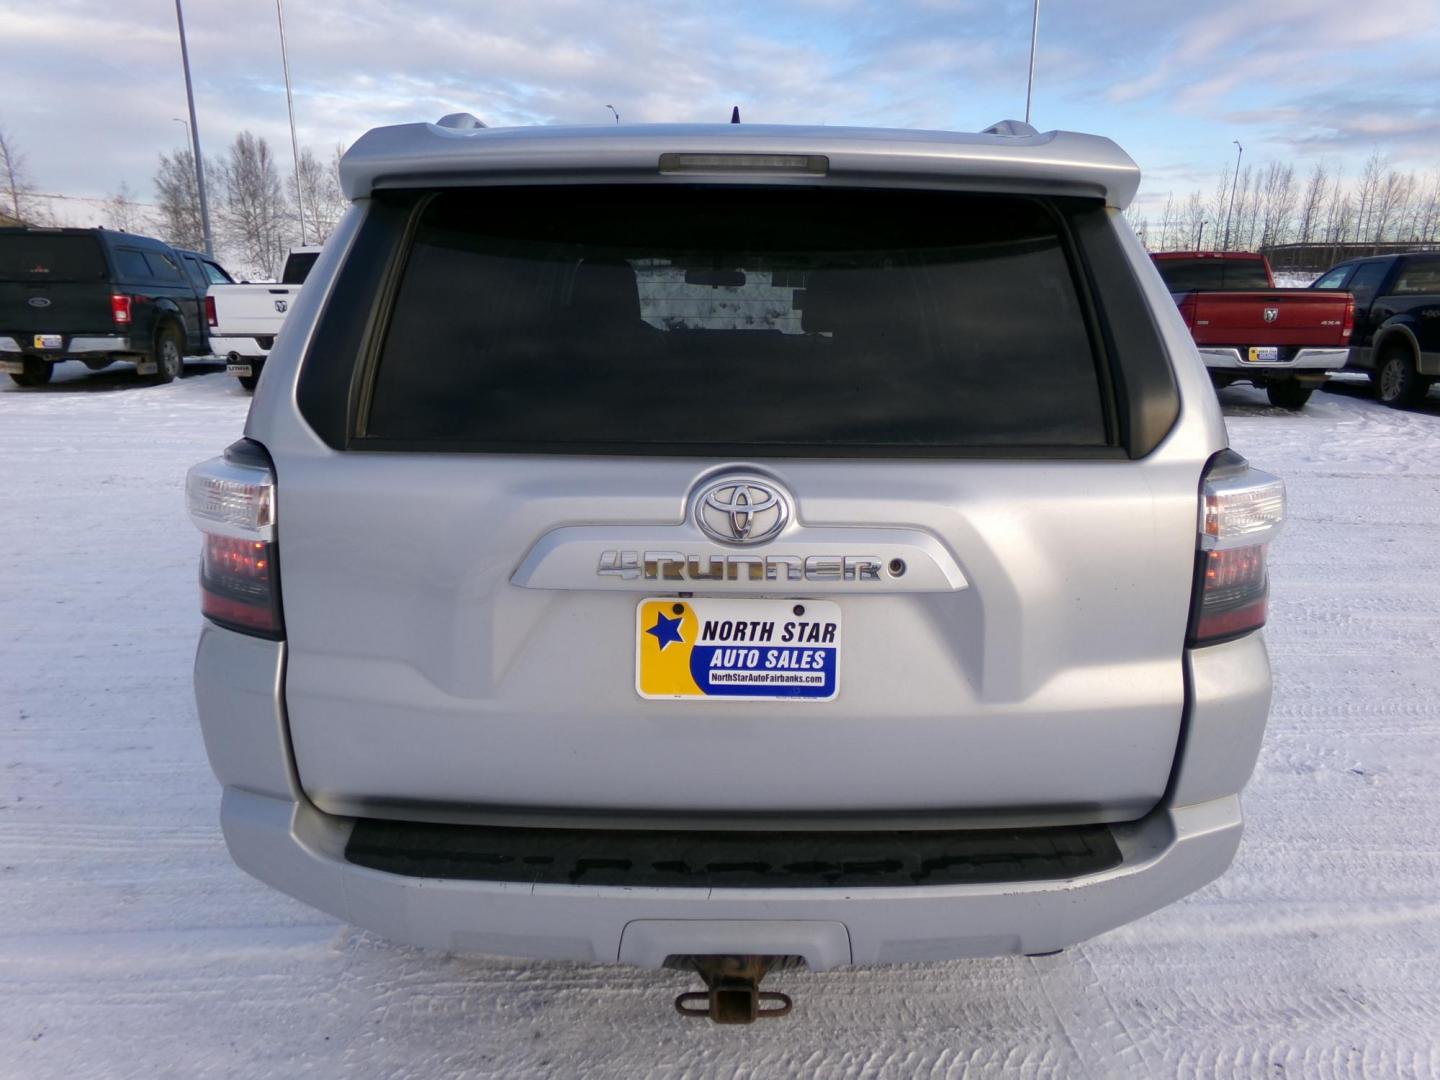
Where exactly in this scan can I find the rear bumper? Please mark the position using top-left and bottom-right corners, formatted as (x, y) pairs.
(209, 336), (271, 359)
(0, 333), (130, 355)
(194, 623), (1271, 966)
(221, 785), (1241, 966)
(1200, 347), (1347, 372)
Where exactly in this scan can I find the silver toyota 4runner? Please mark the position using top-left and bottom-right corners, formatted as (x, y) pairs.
(187, 115), (1282, 1021)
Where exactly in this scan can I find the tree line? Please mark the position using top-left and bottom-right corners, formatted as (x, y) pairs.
(1128, 151), (1440, 254)
(148, 131), (348, 279)
(2, 118), (345, 280)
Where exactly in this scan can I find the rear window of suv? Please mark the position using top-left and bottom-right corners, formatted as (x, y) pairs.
(0, 233), (107, 280)
(1153, 257), (1271, 292)
(356, 187), (1111, 455)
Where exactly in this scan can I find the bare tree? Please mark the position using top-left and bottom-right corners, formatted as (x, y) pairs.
(1256, 162), (1296, 248)
(292, 146), (346, 244)
(1184, 191), (1208, 249)
(1296, 163), (1330, 247)
(1368, 168), (1411, 243)
(0, 123), (38, 223)
(216, 132), (291, 279)
(153, 147), (207, 251)
(104, 181), (148, 234)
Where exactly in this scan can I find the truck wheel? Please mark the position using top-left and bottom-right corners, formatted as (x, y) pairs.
(8, 356), (53, 387)
(1376, 346), (1431, 408)
(1266, 381), (1313, 410)
(149, 323), (184, 384)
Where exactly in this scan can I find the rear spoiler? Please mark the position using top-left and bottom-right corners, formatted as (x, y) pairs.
(339, 118), (1141, 209)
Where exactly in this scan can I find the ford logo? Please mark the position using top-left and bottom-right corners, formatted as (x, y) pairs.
(694, 476), (790, 545)
(27, 297), (51, 308)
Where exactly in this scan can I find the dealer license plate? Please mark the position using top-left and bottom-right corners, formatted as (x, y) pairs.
(33, 334), (62, 350)
(1246, 346), (1279, 362)
(227, 363), (253, 376)
(636, 597), (840, 701)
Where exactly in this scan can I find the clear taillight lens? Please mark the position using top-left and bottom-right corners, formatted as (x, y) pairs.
(186, 440), (282, 638)
(1190, 450), (1284, 646)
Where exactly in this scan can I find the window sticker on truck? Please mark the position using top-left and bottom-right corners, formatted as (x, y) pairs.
(635, 597), (840, 701)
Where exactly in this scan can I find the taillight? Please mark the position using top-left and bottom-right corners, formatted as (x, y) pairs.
(1341, 295), (1354, 339)
(186, 439), (283, 638)
(1188, 450), (1284, 646)
(111, 293), (132, 325)
(205, 295), (218, 328)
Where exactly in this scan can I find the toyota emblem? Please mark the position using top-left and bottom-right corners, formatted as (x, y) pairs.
(694, 476), (790, 545)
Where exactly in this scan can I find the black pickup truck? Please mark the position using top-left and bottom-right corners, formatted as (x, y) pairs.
(0, 227), (233, 387)
(1311, 251), (1440, 407)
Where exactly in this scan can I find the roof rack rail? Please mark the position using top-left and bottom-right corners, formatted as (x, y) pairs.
(434, 113), (487, 131)
(981, 120), (1039, 137)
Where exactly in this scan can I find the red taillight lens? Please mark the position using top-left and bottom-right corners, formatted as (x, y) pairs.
(111, 293), (132, 325)
(201, 534), (282, 634)
(1177, 295), (1196, 327)
(1189, 450), (1285, 646)
(205, 295), (218, 328)
(1191, 545), (1269, 642)
(1342, 295), (1354, 339)
(187, 440), (283, 639)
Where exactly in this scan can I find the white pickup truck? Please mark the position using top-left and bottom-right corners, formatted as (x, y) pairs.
(206, 246), (320, 390)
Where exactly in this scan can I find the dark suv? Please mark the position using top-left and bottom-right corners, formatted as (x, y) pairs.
(0, 227), (232, 387)
(1311, 251), (1440, 407)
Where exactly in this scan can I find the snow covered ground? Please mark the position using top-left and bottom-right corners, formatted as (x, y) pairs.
(3, 362), (1439, 1078)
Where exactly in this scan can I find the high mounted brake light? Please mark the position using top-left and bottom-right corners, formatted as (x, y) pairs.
(186, 439), (283, 638)
(1189, 450), (1284, 646)
(658, 153), (829, 176)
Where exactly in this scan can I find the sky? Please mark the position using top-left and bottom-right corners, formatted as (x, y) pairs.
(2, 0), (1438, 226)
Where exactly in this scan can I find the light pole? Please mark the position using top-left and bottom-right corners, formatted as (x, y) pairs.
(605, 105), (620, 124)
(1024, 0), (1040, 125)
(172, 117), (190, 145)
(1195, 218), (1207, 249)
(1221, 140), (1243, 252)
(174, 0), (215, 257)
(276, 0), (306, 245)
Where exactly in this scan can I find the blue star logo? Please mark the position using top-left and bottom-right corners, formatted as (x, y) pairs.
(646, 610), (685, 651)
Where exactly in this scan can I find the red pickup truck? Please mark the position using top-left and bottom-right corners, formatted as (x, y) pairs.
(1152, 252), (1354, 409)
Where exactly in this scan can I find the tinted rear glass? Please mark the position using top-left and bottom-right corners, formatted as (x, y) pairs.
(1153, 258), (1271, 292)
(362, 187), (1109, 453)
(282, 252), (319, 284)
(1393, 258), (1440, 295)
(0, 234), (107, 280)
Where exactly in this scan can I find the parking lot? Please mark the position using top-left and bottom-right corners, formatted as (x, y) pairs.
(2, 364), (1439, 1078)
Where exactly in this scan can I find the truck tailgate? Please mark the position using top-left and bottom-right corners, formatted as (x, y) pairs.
(210, 283), (299, 336)
(1180, 289), (1351, 347)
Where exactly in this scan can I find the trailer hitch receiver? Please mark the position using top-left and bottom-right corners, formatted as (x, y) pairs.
(674, 955), (793, 1024)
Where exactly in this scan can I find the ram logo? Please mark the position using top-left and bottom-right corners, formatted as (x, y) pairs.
(274, 299), (289, 313)
(1263, 307), (1279, 323)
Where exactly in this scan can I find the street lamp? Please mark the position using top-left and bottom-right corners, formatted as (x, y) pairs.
(605, 104), (620, 124)
(173, 0), (215, 257)
(1221, 140), (1243, 252)
(276, 0), (306, 245)
(1024, 0), (1040, 125)
(172, 117), (190, 145)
